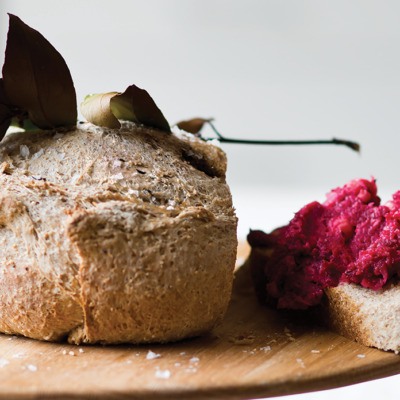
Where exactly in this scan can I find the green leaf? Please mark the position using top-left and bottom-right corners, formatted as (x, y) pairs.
(2, 14), (77, 129)
(111, 85), (170, 133)
(10, 116), (39, 131)
(80, 93), (121, 129)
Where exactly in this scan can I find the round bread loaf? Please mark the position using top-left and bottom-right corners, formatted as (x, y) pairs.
(0, 122), (237, 344)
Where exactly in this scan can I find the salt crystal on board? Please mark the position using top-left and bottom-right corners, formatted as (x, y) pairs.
(155, 369), (170, 379)
(146, 350), (161, 360)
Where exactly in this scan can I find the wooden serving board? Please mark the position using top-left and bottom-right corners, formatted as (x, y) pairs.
(0, 243), (399, 400)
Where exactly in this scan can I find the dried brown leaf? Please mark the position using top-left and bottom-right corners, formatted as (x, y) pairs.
(111, 85), (170, 133)
(2, 14), (77, 129)
(0, 79), (13, 141)
(81, 85), (171, 132)
(176, 118), (213, 134)
(80, 93), (120, 129)
(0, 104), (12, 142)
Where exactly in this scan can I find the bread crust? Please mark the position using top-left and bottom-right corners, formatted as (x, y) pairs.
(0, 123), (237, 344)
(324, 283), (400, 352)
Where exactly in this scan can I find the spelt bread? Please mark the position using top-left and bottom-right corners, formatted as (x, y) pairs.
(324, 283), (400, 352)
(0, 122), (237, 344)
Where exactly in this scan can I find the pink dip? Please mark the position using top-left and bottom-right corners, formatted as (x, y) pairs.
(248, 178), (400, 310)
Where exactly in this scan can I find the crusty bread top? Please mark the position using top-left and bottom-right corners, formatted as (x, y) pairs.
(0, 122), (231, 215)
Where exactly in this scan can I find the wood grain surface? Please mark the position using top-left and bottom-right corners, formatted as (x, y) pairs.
(0, 242), (399, 400)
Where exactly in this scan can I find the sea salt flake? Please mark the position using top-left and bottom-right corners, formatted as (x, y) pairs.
(190, 357), (199, 363)
(171, 126), (198, 142)
(32, 148), (44, 160)
(357, 354), (366, 358)
(0, 359), (9, 368)
(155, 369), (170, 379)
(20, 145), (30, 158)
(56, 152), (65, 161)
(208, 139), (222, 148)
(260, 346), (271, 352)
(12, 352), (25, 359)
(111, 172), (124, 182)
(71, 174), (80, 184)
(146, 350), (161, 360)
(296, 358), (306, 368)
(311, 350), (320, 354)
(27, 364), (37, 372)
(128, 189), (139, 196)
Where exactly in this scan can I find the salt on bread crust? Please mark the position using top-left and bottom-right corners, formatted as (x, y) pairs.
(0, 122), (237, 344)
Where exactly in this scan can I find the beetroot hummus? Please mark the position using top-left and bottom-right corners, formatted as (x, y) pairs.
(248, 178), (400, 310)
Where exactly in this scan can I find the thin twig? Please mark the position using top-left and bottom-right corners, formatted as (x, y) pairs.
(205, 121), (360, 153)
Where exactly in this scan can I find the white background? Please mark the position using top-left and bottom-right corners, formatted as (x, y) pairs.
(1, 1), (400, 399)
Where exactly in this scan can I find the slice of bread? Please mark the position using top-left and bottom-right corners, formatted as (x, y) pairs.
(244, 245), (400, 352)
(0, 122), (238, 344)
(324, 283), (400, 352)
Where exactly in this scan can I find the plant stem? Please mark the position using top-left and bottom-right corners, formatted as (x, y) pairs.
(205, 121), (360, 153)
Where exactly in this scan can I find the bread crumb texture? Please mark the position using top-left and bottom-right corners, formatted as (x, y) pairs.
(325, 282), (400, 352)
(0, 122), (237, 344)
